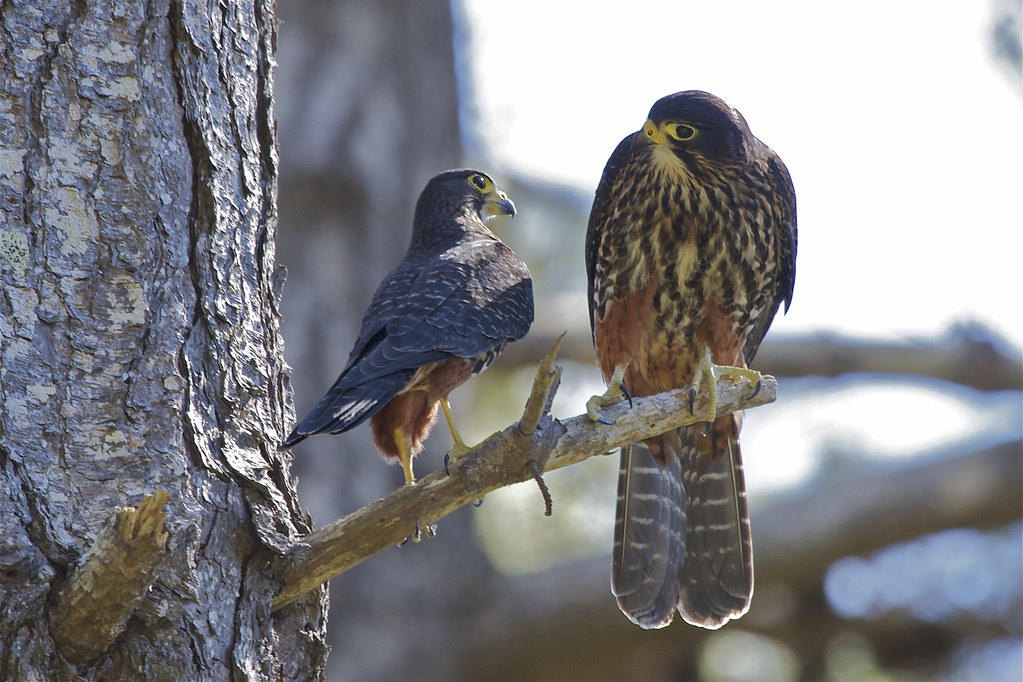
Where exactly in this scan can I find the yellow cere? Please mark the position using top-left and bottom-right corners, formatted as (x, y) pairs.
(642, 120), (667, 145)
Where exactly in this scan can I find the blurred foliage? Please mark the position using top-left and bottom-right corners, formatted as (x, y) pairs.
(990, 0), (1022, 89)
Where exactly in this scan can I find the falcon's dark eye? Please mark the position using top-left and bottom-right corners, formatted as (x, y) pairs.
(665, 123), (698, 142)
(469, 173), (491, 192)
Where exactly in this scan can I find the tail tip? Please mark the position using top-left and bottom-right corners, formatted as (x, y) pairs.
(278, 430), (306, 451)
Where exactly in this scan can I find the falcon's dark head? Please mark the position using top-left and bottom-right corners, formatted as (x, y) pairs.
(414, 169), (516, 227)
(635, 90), (755, 170)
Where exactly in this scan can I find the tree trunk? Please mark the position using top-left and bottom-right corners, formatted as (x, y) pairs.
(0, 0), (326, 679)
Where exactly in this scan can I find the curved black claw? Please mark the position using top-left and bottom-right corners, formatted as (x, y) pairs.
(748, 379), (763, 400)
(398, 519), (438, 546)
(688, 387), (697, 415)
(596, 414), (615, 426)
(443, 453), (451, 476)
(471, 498), (484, 508)
(621, 381), (634, 409)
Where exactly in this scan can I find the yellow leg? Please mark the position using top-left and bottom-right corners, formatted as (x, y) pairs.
(691, 347), (762, 422)
(440, 398), (487, 506)
(586, 363), (629, 425)
(392, 427), (416, 485)
(392, 426), (437, 542)
(441, 398), (473, 460)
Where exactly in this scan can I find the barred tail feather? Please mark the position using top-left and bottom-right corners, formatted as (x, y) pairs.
(676, 415), (753, 628)
(611, 440), (687, 629)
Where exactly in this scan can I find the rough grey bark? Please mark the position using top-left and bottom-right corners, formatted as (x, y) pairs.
(0, 0), (326, 679)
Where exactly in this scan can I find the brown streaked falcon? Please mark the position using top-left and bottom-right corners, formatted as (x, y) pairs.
(282, 169), (534, 495)
(585, 91), (797, 629)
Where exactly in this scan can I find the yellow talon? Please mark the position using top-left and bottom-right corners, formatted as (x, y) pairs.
(440, 398), (486, 506)
(692, 347), (762, 423)
(587, 363), (628, 425)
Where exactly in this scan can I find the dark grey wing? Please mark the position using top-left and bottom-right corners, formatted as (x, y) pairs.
(334, 260), (469, 388)
(585, 132), (637, 334)
(282, 242), (532, 447)
(418, 241), (532, 360)
(744, 150), (797, 362)
(280, 260), (460, 448)
(354, 240), (532, 383)
(280, 366), (413, 448)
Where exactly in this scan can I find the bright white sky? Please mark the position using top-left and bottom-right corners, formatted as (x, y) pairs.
(460, 0), (1023, 350)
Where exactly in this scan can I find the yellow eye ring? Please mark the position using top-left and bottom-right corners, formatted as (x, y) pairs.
(664, 123), (698, 142)
(469, 173), (491, 192)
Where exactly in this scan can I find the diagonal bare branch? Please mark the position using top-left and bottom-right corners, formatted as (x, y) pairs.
(271, 344), (777, 611)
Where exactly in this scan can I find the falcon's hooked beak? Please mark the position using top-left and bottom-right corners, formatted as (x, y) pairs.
(482, 192), (517, 221)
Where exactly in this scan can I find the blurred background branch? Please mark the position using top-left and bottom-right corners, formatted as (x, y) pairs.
(460, 439), (1022, 682)
(502, 325), (1023, 391)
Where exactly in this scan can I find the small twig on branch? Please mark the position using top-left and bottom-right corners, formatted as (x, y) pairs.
(517, 332), (564, 512)
(271, 345), (777, 611)
(526, 460), (554, 517)
(50, 490), (170, 665)
(519, 332), (564, 437)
